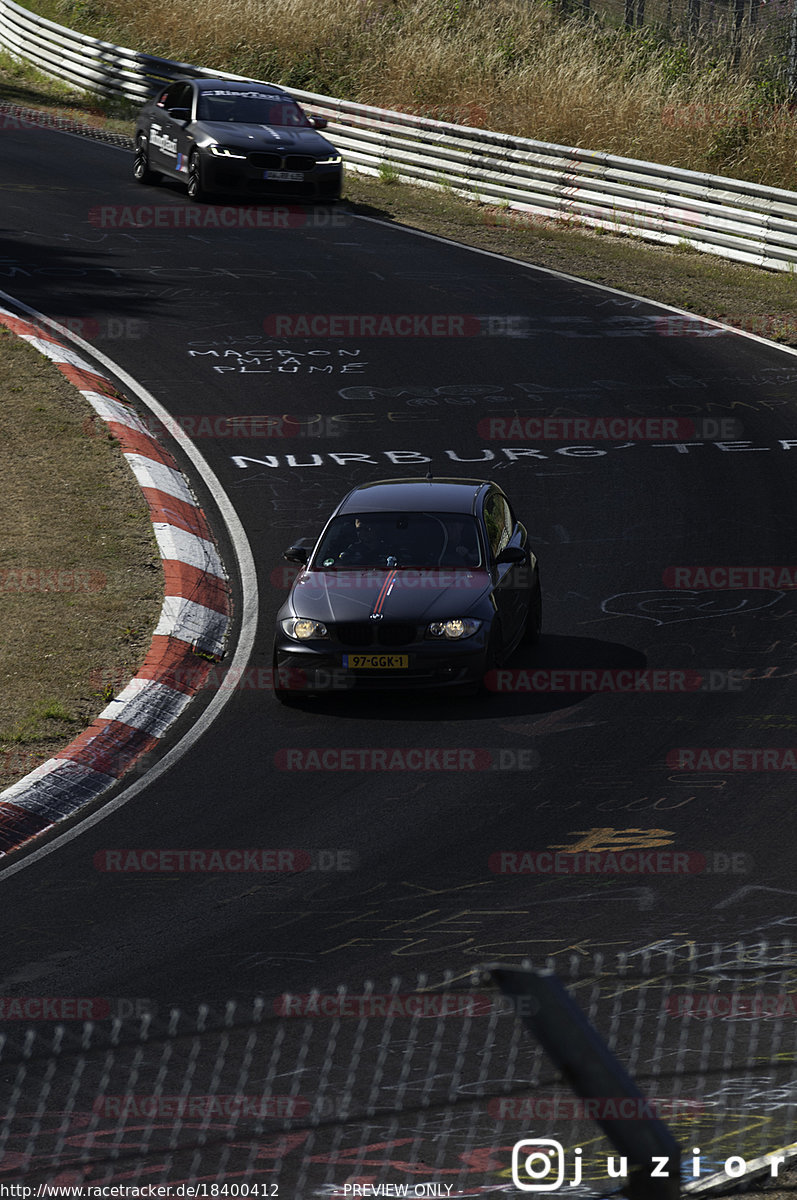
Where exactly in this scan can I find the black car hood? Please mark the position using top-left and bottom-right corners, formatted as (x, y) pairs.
(195, 121), (336, 156)
(290, 569), (492, 624)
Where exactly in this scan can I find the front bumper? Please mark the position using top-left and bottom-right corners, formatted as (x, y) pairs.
(204, 157), (342, 200)
(273, 636), (490, 693)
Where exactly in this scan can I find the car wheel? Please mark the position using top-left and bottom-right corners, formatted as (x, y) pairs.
(523, 579), (542, 645)
(133, 135), (159, 185)
(187, 151), (208, 202)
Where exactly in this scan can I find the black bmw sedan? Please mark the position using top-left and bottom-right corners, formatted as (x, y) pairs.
(272, 478), (541, 700)
(134, 77), (342, 201)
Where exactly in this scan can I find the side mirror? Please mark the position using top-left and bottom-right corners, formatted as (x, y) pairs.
(283, 545), (310, 565)
(167, 107), (191, 122)
(310, 115), (328, 130)
(495, 545), (526, 566)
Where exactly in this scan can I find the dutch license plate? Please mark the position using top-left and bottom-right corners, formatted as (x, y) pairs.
(264, 170), (304, 181)
(343, 654), (409, 669)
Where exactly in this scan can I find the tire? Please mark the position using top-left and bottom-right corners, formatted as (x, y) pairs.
(133, 135), (159, 185)
(187, 151), (208, 202)
(523, 578), (542, 645)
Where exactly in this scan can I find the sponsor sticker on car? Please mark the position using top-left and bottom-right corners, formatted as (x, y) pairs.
(150, 126), (178, 156)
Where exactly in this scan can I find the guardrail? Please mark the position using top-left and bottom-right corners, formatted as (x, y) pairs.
(2, 948), (795, 1192)
(2, 0), (797, 271)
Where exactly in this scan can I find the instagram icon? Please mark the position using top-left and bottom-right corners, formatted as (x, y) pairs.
(512, 1139), (571, 1191)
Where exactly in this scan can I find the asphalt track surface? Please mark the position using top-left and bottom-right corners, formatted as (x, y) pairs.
(2, 124), (797, 1194)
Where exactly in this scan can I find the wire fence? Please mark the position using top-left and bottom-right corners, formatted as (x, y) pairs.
(2, 942), (797, 1195)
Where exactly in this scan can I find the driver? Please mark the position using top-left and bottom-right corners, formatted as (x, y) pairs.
(337, 518), (391, 564)
(446, 519), (479, 566)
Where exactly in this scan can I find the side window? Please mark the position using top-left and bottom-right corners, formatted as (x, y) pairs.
(484, 492), (510, 558)
(162, 84), (192, 115)
(500, 496), (514, 542)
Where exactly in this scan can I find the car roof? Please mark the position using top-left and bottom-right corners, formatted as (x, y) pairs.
(337, 478), (496, 516)
(192, 79), (288, 97)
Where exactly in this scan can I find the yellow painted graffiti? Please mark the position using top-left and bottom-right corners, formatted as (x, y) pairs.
(549, 828), (676, 853)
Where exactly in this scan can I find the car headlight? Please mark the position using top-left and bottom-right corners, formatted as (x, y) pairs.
(426, 618), (481, 640)
(210, 144), (247, 158)
(316, 155), (342, 164)
(281, 617), (329, 640)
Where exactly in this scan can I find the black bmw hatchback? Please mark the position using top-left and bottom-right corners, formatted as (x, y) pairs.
(134, 77), (342, 202)
(272, 478), (541, 699)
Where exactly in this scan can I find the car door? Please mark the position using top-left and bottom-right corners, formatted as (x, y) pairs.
(149, 83), (193, 177)
(483, 488), (527, 645)
(169, 84), (196, 179)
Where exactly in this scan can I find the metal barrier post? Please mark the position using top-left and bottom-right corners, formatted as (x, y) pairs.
(491, 965), (681, 1200)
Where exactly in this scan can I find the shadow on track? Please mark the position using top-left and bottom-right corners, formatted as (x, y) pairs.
(279, 634), (647, 722)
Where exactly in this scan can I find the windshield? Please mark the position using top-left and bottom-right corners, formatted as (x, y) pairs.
(196, 93), (311, 127)
(311, 513), (483, 570)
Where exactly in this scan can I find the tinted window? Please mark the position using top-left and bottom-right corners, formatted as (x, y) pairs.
(311, 513), (483, 570)
(196, 93), (311, 126)
(159, 83), (192, 114)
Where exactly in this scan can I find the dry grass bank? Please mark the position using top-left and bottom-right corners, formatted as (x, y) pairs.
(0, 329), (162, 790)
(41, 0), (797, 189)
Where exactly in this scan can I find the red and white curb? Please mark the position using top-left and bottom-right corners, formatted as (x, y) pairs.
(0, 307), (232, 857)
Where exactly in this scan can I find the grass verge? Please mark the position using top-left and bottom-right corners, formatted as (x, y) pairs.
(345, 172), (797, 347)
(0, 47), (139, 133)
(0, 326), (163, 791)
